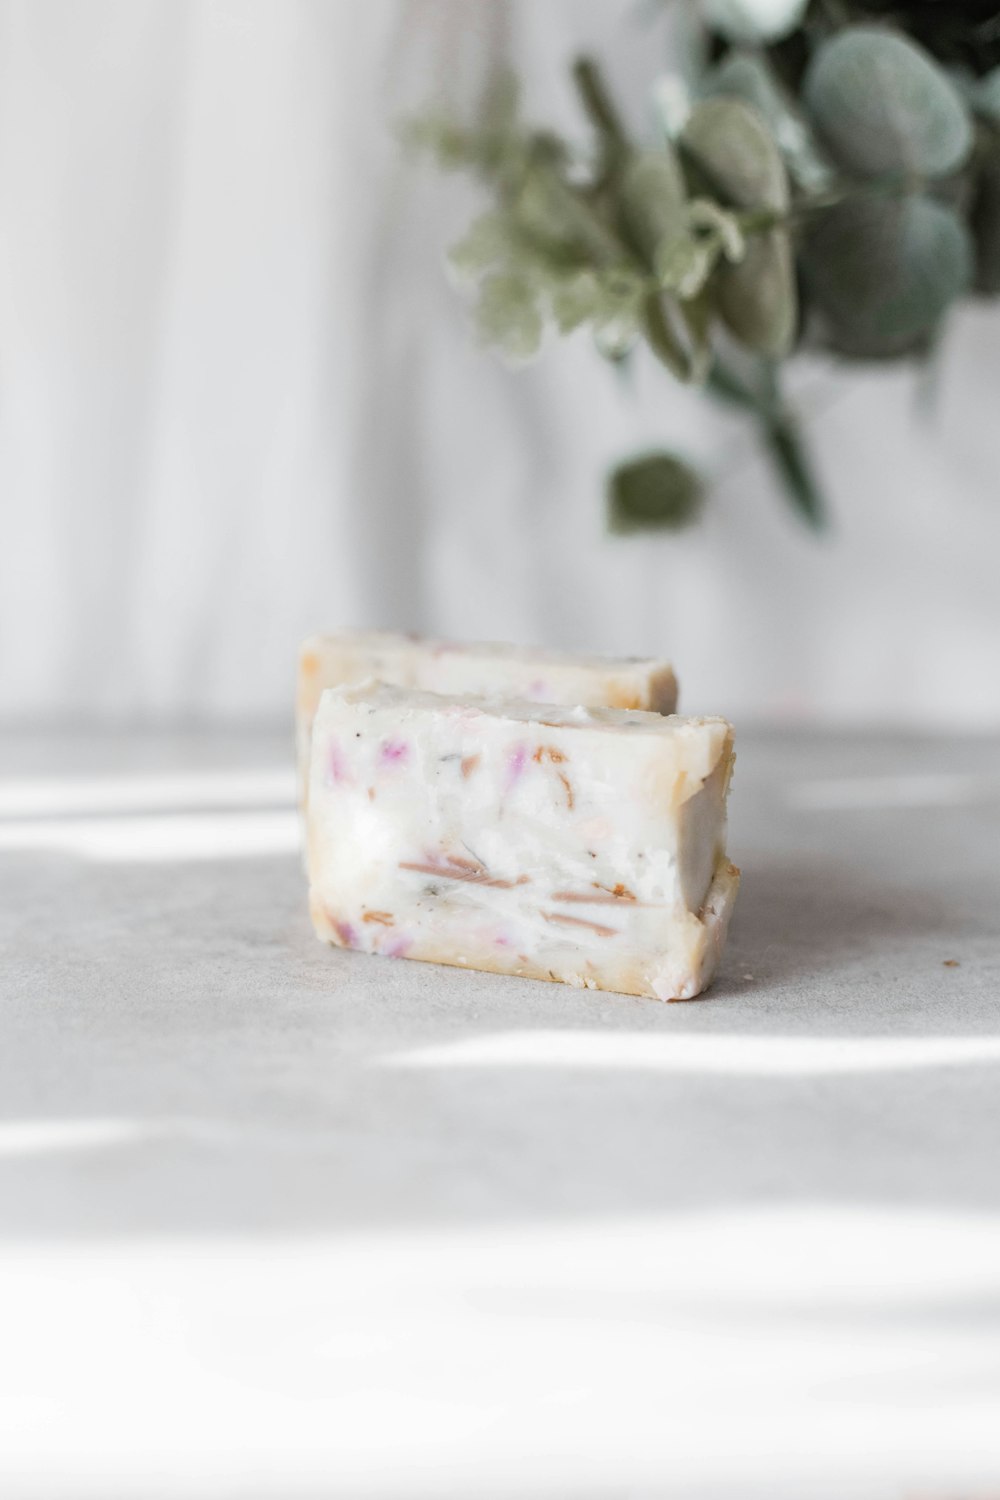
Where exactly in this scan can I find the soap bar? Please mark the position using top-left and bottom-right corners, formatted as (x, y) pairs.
(307, 682), (738, 1001)
(297, 631), (678, 814)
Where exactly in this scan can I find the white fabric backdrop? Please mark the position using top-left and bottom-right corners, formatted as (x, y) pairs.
(1, 0), (998, 727)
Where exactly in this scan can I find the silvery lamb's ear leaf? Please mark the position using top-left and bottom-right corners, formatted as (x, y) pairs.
(607, 451), (704, 533)
(620, 147), (687, 264)
(701, 51), (833, 191)
(550, 269), (604, 333)
(448, 214), (511, 278)
(474, 272), (544, 361)
(801, 196), (973, 356)
(803, 28), (973, 180)
(515, 166), (620, 265)
(680, 97), (789, 211)
(702, 0), (808, 45)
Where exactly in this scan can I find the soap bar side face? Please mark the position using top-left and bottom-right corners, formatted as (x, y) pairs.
(307, 685), (736, 1001)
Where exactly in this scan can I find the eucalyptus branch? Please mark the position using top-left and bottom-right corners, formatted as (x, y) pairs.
(411, 9), (996, 533)
(571, 56), (630, 160)
(737, 171), (927, 236)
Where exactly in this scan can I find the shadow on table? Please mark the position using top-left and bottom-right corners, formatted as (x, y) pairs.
(715, 851), (979, 1001)
(0, 846), (998, 1241)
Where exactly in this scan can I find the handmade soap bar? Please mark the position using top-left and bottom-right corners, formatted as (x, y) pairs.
(296, 632), (678, 813)
(307, 682), (738, 1001)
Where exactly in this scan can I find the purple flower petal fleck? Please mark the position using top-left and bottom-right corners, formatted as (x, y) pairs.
(327, 738), (352, 786)
(379, 738), (410, 768)
(505, 742), (528, 792)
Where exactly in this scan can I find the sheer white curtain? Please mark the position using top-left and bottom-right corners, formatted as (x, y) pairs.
(1, 0), (998, 726)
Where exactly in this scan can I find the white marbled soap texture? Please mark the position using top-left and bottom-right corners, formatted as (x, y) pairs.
(296, 631), (678, 814)
(307, 683), (738, 1001)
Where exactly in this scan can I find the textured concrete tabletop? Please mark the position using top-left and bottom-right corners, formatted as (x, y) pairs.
(1, 727), (999, 1499)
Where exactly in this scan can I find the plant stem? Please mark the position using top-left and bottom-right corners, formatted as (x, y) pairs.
(736, 171), (922, 236)
(571, 56), (630, 159)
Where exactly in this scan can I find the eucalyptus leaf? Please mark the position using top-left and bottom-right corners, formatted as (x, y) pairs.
(641, 293), (710, 381)
(803, 28), (973, 180)
(801, 195), (972, 355)
(680, 100), (795, 353)
(620, 148), (687, 264)
(970, 131), (1000, 294)
(680, 289), (715, 373)
(717, 228), (797, 357)
(607, 452), (705, 533)
(641, 292), (692, 379)
(971, 67), (1000, 123)
(702, 0), (808, 44)
(701, 51), (832, 191)
(680, 97), (789, 210)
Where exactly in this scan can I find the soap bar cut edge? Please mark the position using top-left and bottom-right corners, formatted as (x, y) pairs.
(306, 682), (739, 1003)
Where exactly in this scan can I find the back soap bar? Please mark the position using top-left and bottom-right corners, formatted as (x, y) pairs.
(307, 682), (739, 1001)
(296, 631), (678, 812)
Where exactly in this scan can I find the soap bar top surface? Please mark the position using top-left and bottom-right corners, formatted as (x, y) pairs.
(307, 682), (737, 1001)
(297, 632), (679, 809)
(298, 630), (678, 713)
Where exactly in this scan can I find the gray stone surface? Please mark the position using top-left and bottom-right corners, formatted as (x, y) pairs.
(1, 727), (999, 1498)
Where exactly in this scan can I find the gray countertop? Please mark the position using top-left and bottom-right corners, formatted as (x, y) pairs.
(2, 727), (999, 1499)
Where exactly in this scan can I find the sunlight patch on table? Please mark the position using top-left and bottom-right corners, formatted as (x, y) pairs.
(0, 1208), (998, 1497)
(0, 768), (295, 819)
(378, 1030), (1000, 1076)
(0, 810), (300, 862)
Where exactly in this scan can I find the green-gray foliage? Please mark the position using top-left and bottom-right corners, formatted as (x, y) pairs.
(608, 452), (704, 532)
(680, 98), (797, 356)
(703, 0), (808, 45)
(803, 28), (973, 180)
(970, 126), (1000, 294)
(620, 149), (686, 263)
(802, 196), (972, 355)
(680, 97), (788, 211)
(701, 51), (832, 192)
(969, 67), (1000, 125)
(408, 3), (1000, 536)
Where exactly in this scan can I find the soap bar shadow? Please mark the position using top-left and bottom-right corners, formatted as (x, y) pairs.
(716, 853), (968, 997)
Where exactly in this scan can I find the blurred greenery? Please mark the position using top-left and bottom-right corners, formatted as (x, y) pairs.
(407, 1), (998, 533)
(607, 452), (705, 533)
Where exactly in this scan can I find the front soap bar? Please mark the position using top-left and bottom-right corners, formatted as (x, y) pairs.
(297, 632), (678, 814)
(307, 683), (738, 1001)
